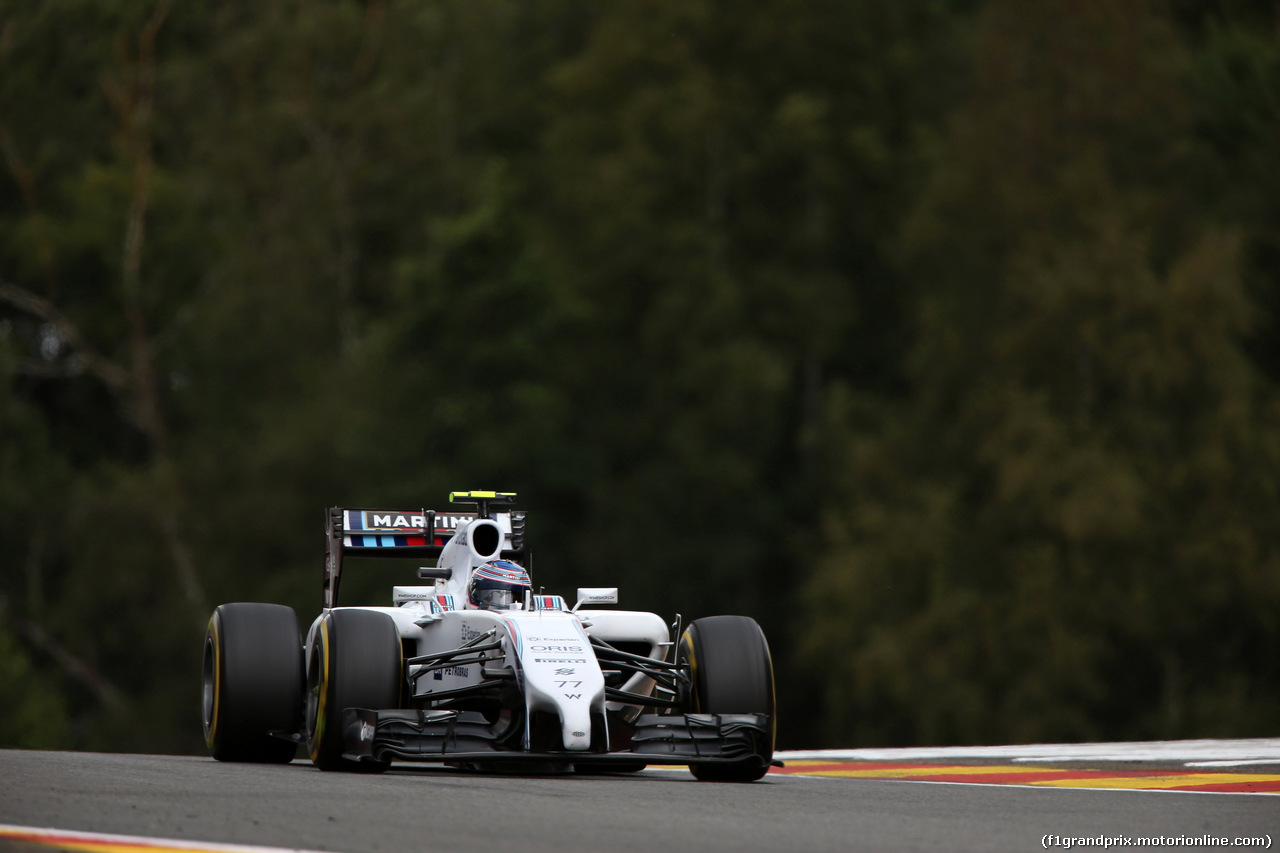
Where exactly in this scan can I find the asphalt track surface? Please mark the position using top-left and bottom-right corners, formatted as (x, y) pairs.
(1, 747), (1276, 853)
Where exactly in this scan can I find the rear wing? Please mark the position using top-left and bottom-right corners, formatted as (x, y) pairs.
(322, 495), (526, 608)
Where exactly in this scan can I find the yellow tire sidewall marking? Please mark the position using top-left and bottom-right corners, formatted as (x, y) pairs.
(762, 629), (776, 751)
(309, 619), (331, 762)
(681, 629), (699, 713)
(396, 629), (404, 707)
(205, 615), (220, 749)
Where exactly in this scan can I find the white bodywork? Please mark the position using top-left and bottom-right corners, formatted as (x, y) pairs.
(307, 516), (670, 752)
(432, 516), (515, 601)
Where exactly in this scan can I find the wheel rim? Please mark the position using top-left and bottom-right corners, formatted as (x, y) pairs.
(201, 632), (217, 739)
(305, 643), (322, 752)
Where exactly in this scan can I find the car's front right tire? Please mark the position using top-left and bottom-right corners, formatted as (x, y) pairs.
(306, 609), (402, 772)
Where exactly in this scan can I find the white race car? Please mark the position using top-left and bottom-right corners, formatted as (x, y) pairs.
(202, 491), (777, 781)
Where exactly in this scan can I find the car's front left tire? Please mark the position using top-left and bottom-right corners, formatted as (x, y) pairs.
(203, 603), (303, 763)
(678, 615), (776, 782)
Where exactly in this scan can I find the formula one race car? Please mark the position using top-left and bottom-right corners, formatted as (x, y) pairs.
(201, 491), (777, 781)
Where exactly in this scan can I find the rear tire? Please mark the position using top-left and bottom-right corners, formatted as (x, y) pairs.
(202, 603), (303, 763)
(678, 615), (775, 782)
(306, 609), (402, 772)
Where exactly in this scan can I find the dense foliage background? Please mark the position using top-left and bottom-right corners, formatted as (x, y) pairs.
(2, 0), (1278, 754)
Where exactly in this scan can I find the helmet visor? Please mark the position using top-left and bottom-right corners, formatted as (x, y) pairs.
(474, 587), (516, 609)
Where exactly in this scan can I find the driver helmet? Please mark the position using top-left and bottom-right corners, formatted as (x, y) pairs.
(468, 559), (531, 610)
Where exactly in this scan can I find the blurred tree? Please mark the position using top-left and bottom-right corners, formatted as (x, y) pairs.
(0, 0), (603, 752)
(352, 0), (965, 753)
(1178, 2), (1280, 384)
(0, 0), (421, 751)
(524, 0), (962, 628)
(1, 0), (192, 749)
(804, 0), (1280, 746)
(0, 625), (71, 748)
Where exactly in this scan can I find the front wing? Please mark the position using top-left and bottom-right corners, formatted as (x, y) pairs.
(340, 707), (774, 770)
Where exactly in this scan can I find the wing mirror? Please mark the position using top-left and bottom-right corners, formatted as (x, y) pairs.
(573, 588), (619, 612)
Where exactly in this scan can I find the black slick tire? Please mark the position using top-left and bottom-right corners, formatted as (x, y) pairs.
(202, 603), (303, 763)
(678, 615), (776, 782)
(306, 609), (402, 772)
